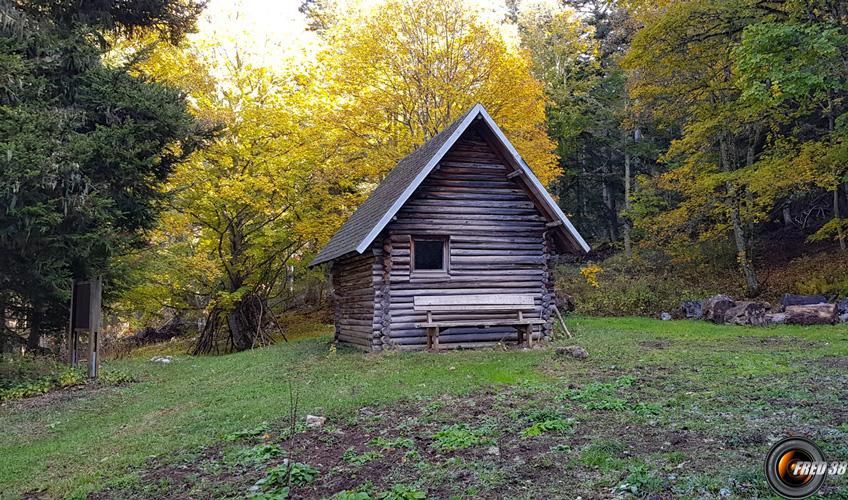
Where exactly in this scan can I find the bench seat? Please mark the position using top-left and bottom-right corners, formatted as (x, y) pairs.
(413, 294), (543, 349)
(414, 319), (545, 328)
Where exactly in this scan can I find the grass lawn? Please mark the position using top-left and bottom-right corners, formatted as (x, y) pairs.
(2, 317), (847, 499)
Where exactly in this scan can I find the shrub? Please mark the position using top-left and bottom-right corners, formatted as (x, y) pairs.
(556, 251), (719, 317)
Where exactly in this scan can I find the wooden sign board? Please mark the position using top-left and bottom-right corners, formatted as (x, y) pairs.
(68, 278), (102, 378)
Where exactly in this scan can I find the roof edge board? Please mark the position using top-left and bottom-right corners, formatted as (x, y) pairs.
(353, 104), (485, 254)
(475, 107), (591, 253)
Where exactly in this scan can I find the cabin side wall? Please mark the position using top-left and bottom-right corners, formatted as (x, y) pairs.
(381, 128), (553, 349)
(330, 251), (383, 350)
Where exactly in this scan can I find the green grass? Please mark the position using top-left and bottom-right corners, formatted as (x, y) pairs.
(2, 316), (848, 498)
(0, 323), (545, 498)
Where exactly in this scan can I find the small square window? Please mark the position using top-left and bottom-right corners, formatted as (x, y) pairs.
(412, 237), (448, 272)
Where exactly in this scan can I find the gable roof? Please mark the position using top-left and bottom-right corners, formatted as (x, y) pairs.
(310, 103), (590, 267)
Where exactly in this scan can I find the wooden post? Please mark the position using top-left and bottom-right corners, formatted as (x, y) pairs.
(88, 278), (102, 379)
(67, 279), (76, 366)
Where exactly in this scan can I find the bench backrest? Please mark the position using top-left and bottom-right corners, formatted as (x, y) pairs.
(413, 294), (535, 312)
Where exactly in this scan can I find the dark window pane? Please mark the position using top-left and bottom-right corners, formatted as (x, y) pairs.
(414, 239), (444, 270)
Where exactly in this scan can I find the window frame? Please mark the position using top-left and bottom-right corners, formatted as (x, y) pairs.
(410, 235), (450, 276)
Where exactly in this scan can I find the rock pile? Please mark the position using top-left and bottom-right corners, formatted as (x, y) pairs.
(680, 294), (845, 326)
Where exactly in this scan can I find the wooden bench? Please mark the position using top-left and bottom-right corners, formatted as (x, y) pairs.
(413, 294), (543, 349)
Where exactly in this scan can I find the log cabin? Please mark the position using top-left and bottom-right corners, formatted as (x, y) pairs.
(309, 104), (589, 351)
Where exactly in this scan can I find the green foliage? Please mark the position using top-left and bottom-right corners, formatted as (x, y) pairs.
(332, 492), (373, 500)
(579, 439), (627, 471)
(0, 360), (83, 400)
(252, 462), (319, 497)
(0, 0), (204, 344)
(431, 424), (493, 452)
(375, 484), (427, 500)
(224, 422), (271, 441)
(617, 464), (664, 496)
(621, 0), (848, 295)
(768, 252), (848, 299)
(562, 377), (634, 412)
(225, 444), (283, 466)
(556, 250), (728, 317)
(0, 362), (135, 401)
(522, 417), (575, 437)
(371, 437), (415, 451)
(342, 448), (383, 465)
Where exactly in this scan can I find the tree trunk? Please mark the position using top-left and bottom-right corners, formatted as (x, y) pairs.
(623, 131), (632, 258)
(26, 304), (41, 351)
(721, 136), (759, 297)
(782, 206), (793, 228)
(730, 199), (759, 297)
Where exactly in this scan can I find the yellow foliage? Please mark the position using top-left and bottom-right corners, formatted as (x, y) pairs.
(316, 0), (558, 186)
(580, 264), (603, 288)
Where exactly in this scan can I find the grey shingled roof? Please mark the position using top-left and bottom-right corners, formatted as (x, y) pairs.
(309, 107), (477, 266)
(309, 103), (590, 267)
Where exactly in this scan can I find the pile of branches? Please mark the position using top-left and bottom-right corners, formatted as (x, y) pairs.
(193, 292), (286, 355)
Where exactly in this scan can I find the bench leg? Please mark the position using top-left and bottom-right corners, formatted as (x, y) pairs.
(427, 327), (433, 349)
(433, 327), (440, 350)
(526, 324), (533, 348)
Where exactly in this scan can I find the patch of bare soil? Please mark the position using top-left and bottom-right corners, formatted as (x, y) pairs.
(815, 355), (848, 369)
(638, 339), (671, 350)
(739, 336), (825, 349)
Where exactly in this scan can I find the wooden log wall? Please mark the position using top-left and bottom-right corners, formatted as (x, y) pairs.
(331, 251), (384, 350)
(381, 125), (553, 349)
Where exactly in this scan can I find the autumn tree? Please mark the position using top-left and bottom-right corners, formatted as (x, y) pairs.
(624, 0), (848, 296)
(623, 1), (769, 296)
(315, 0), (558, 190)
(112, 34), (341, 353)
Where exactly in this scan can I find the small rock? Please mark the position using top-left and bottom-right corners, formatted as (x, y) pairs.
(305, 415), (326, 428)
(150, 356), (173, 364)
(486, 446), (500, 456)
(840, 313), (848, 324)
(555, 345), (589, 360)
(719, 487), (731, 498)
(660, 312), (672, 321)
(837, 298), (848, 316)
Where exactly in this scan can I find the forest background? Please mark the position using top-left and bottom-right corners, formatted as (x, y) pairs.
(2, 0), (847, 353)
